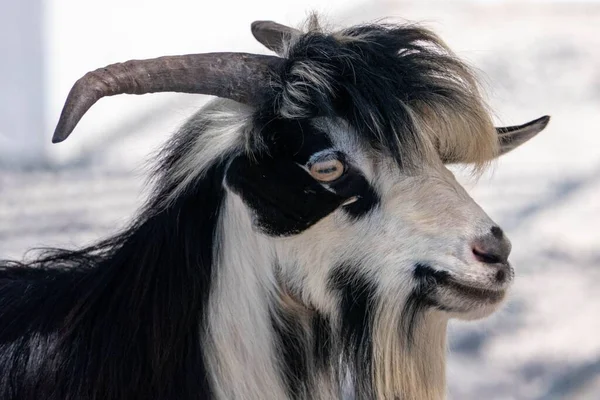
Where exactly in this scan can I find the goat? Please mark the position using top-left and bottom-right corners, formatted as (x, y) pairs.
(0, 17), (549, 400)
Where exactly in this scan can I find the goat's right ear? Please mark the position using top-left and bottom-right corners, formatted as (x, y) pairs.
(496, 115), (550, 157)
(251, 20), (300, 55)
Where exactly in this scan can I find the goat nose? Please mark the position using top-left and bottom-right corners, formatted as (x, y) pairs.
(471, 226), (512, 265)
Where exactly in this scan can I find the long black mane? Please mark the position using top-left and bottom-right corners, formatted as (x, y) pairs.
(0, 158), (226, 399)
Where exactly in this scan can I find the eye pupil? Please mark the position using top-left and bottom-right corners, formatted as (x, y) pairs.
(317, 166), (337, 174)
(309, 157), (345, 182)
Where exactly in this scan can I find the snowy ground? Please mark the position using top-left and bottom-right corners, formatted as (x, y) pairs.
(1, 1), (599, 399)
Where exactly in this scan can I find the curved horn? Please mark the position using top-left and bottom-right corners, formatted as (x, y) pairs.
(52, 53), (282, 143)
(251, 20), (300, 54)
(495, 115), (550, 156)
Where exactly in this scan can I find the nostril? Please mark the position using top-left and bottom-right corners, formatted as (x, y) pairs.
(472, 246), (503, 264)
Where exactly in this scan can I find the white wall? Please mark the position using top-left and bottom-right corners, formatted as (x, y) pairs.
(0, 1), (45, 166)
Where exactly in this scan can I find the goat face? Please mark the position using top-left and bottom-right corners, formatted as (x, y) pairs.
(49, 17), (550, 340)
(224, 113), (548, 322)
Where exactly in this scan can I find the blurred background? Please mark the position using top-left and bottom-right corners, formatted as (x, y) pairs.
(0, 0), (598, 398)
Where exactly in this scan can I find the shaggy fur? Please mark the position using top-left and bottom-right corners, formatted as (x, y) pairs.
(168, 18), (498, 196)
(275, 16), (498, 168)
(0, 16), (544, 400)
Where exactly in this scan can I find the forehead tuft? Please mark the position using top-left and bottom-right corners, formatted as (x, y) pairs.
(255, 16), (498, 170)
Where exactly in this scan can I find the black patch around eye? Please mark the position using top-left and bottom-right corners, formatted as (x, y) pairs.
(226, 154), (346, 236)
(328, 167), (380, 219)
(341, 178), (379, 219)
(228, 117), (381, 235)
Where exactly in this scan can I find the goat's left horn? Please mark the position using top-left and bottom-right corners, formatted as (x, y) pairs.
(52, 52), (283, 143)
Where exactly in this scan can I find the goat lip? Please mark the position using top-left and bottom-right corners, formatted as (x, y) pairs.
(442, 279), (506, 303)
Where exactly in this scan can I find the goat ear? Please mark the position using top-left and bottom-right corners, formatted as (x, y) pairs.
(496, 115), (550, 157)
(251, 20), (300, 55)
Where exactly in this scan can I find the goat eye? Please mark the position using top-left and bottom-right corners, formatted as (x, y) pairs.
(309, 158), (345, 182)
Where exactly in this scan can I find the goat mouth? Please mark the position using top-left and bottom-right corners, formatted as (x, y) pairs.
(441, 279), (506, 303)
(413, 264), (507, 307)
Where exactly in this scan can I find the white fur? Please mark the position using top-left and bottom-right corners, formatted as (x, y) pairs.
(204, 192), (288, 400)
(191, 105), (513, 399)
(166, 18), (517, 398)
(164, 99), (255, 204)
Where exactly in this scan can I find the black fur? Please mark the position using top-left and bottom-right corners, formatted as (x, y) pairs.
(0, 160), (226, 400)
(226, 151), (345, 236)
(336, 177), (380, 220)
(272, 263), (380, 399)
(328, 264), (377, 397)
(270, 298), (335, 399)
(271, 309), (310, 399)
(312, 312), (332, 371)
(401, 264), (449, 345)
(257, 24), (477, 170)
